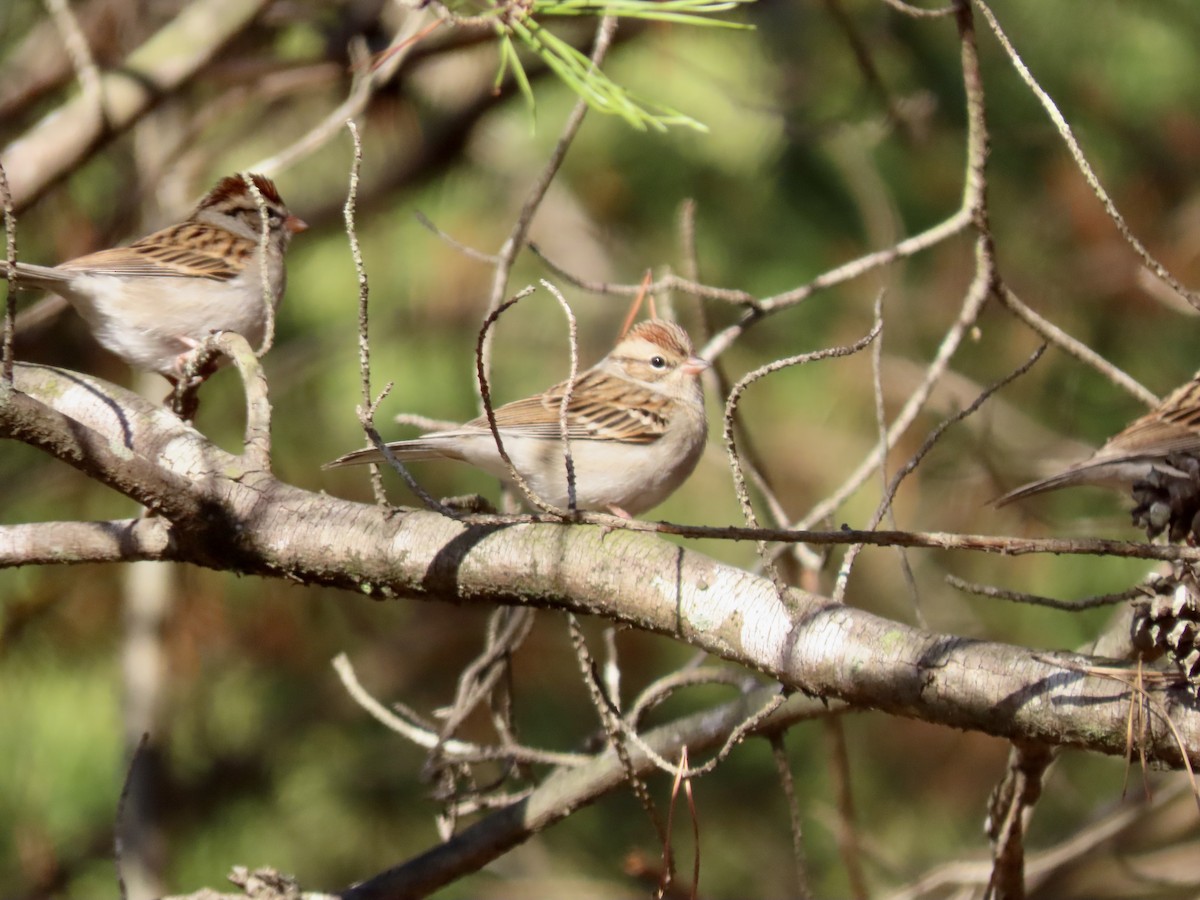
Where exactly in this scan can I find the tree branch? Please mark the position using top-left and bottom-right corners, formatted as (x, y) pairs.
(2, 362), (1197, 771)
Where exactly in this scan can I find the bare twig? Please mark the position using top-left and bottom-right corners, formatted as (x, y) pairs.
(333, 651), (584, 767)
(248, 11), (431, 176)
(530, 247), (758, 308)
(946, 575), (1146, 612)
(1, 159), (14, 385)
(414, 209), (500, 264)
(171, 331), (273, 464)
(878, 0), (954, 17)
(343, 120), (388, 508)
(836, 345), (1046, 606)
(343, 687), (839, 900)
(833, 296), (898, 605)
(974, 0), (1200, 310)
(661, 746), (701, 900)
(825, 718), (868, 900)
(43, 0), (103, 108)
(627, 668), (756, 729)
(769, 732), (811, 900)
(995, 285), (1157, 407)
(435, 607), (536, 750)
(985, 741), (1054, 900)
(566, 613), (669, 855)
(213, 331), (273, 468)
(114, 732), (150, 900)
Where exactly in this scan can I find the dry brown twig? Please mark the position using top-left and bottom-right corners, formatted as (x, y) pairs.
(1, 159), (15, 385)
(566, 612), (670, 860)
(769, 732), (812, 900)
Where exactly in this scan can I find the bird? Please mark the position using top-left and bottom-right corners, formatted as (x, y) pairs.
(8, 173), (307, 382)
(996, 375), (1200, 539)
(326, 319), (710, 518)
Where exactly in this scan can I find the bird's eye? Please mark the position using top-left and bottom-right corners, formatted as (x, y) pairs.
(650, 355), (667, 369)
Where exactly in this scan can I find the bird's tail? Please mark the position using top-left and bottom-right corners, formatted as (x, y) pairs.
(323, 440), (451, 470)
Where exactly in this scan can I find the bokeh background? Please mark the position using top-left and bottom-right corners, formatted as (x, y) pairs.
(4, 0), (1200, 897)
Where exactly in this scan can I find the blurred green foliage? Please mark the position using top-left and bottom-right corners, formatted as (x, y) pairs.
(4, 0), (1200, 897)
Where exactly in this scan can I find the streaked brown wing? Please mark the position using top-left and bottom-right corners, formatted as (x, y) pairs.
(59, 222), (247, 281)
(1099, 378), (1200, 459)
(469, 370), (670, 444)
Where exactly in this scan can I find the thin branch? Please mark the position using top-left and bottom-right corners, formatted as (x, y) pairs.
(43, 0), (103, 108)
(973, 0), (1200, 310)
(768, 732), (811, 900)
(343, 120), (387, 508)
(434, 606), (534, 749)
(217, 331), (273, 467)
(332, 652), (584, 767)
(414, 209), (500, 264)
(825, 718), (868, 900)
(879, 0), (954, 17)
(946, 575), (1145, 612)
(114, 733), (151, 900)
(1, 159), (14, 384)
(529, 247), (758, 308)
(247, 12), (431, 176)
(566, 612), (669, 853)
(792, 242), (993, 535)
(985, 741), (1054, 899)
(627, 668), (755, 729)
(995, 285), (1157, 407)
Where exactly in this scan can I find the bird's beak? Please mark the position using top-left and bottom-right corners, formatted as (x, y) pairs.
(682, 356), (709, 376)
(285, 215), (309, 234)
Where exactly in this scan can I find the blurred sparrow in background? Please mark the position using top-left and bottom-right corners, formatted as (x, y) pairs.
(997, 375), (1200, 540)
(8, 173), (306, 382)
(326, 319), (709, 518)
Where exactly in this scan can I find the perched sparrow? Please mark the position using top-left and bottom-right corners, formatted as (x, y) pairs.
(9, 174), (306, 381)
(326, 319), (710, 517)
(997, 376), (1200, 539)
